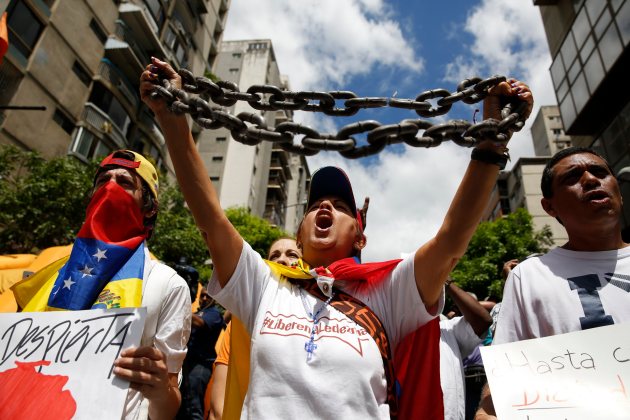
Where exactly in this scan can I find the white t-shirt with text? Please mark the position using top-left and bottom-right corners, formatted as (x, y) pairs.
(208, 242), (443, 419)
(493, 246), (630, 345)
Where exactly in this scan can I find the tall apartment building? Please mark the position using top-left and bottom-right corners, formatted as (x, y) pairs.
(482, 106), (573, 245)
(1, 0), (229, 174)
(196, 39), (310, 234)
(530, 105), (573, 156)
(534, 0), (630, 234)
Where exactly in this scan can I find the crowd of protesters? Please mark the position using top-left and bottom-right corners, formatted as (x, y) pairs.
(1, 53), (628, 420)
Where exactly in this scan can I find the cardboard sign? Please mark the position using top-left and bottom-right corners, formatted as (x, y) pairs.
(0, 308), (146, 419)
(481, 323), (630, 419)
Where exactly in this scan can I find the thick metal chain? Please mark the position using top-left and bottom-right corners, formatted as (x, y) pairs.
(150, 71), (527, 158)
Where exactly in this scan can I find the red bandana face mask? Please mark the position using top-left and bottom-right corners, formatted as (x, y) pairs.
(81, 181), (148, 246)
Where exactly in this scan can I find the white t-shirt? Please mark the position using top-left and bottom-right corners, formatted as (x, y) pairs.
(122, 249), (192, 420)
(440, 317), (483, 420)
(493, 246), (630, 345)
(208, 242), (443, 419)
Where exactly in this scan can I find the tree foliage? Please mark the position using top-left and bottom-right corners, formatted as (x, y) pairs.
(149, 179), (212, 278)
(450, 208), (554, 300)
(0, 145), (287, 282)
(0, 145), (96, 253)
(145, 186), (289, 280)
(224, 207), (289, 257)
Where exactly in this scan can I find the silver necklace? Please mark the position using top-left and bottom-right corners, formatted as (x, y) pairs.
(298, 286), (334, 361)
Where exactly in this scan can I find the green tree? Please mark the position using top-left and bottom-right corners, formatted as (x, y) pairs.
(450, 208), (554, 300)
(0, 145), (96, 253)
(225, 207), (289, 257)
(149, 179), (212, 278)
(149, 184), (289, 280)
(0, 145), (288, 279)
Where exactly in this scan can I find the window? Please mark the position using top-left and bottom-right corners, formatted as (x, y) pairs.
(216, 136), (226, 142)
(212, 156), (223, 161)
(72, 61), (91, 86)
(144, 0), (165, 30)
(229, 68), (239, 74)
(552, 128), (563, 136)
(53, 109), (74, 134)
(89, 18), (108, 44)
(88, 83), (131, 135)
(248, 42), (266, 51)
(210, 176), (220, 181)
(0, 61), (23, 109)
(232, 53), (241, 58)
(70, 127), (114, 160)
(7, 0), (44, 59)
(164, 25), (188, 66)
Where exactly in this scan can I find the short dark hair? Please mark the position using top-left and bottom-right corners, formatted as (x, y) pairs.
(540, 147), (612, 198)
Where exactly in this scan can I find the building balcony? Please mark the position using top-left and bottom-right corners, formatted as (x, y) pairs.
(188, 0), (208, 14)
(173, 3), (198, 37)
(104, 21), (149, 83)
(80, 103), (127, 149)
(118, 3), (166, 58)
(267, 181), (288, 201)
(219, 0), (229, 13)
(96, 59), (140, 111)
(270, 149), (292, 179)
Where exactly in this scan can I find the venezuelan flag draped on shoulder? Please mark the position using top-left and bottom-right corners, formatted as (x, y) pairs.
(13, 182), (148, 311)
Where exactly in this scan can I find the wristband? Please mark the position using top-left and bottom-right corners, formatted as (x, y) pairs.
(471, 148), (509, 170)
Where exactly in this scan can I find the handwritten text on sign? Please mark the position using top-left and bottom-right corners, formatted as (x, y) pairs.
(481, 323), (630, 419)
(0, 308), (146, 420)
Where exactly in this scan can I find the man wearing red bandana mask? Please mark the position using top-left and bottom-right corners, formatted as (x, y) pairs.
(141, 57), (533, 419)
(13, 150), (192, 420)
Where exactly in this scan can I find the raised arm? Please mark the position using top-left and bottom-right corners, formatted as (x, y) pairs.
(140, 58), (242, 287)
(414, 79), (533, 309)
(446, 280), (492, 337)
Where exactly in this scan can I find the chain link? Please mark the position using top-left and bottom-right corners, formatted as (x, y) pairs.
(151, 70), (528, 159)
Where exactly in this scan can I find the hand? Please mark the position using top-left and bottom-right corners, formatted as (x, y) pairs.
(113, 346), (171, 401)
(139, 57), (182, 115)
(483, 78), (533, 122)
(502, 258), (519, 280)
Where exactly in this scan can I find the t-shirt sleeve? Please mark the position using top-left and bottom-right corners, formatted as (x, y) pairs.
(360, 255), (445, 347)
(207, 242), (271, 333)
(155, 273), (192, 373)
(214, 321), (231, 366)
(492, 268), (530, 345)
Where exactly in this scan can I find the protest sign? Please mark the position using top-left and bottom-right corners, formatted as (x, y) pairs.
(481, 323), (630, 419)
(0, 308), (146, 419)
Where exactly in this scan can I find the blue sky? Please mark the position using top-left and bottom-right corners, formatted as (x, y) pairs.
(222, 0), (557, 262)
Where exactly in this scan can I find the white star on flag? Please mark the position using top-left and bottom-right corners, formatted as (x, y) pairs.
(80, 265), (94, 277)
(93, 248), (107, 262)
(63, 277), (76, 290)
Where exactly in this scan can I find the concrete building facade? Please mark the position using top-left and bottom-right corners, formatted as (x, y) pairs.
(530, 105), (573, 157)
(1, 0), (229, 174)
(196, 39), (310, 234)
(534, 0), (630, 235)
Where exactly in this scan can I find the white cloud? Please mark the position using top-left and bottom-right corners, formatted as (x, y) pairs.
(219, 0), (553, 262)
(223, 0), (423, 90)
(444, 0), (557, 162)
(308, 145), (470, 261)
